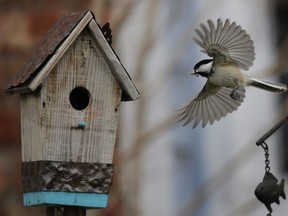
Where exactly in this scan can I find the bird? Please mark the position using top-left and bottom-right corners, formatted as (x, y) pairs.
(178, 18), (287, 128)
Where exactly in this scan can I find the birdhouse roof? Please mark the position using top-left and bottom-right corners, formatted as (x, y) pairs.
(4, 10), (139, 101)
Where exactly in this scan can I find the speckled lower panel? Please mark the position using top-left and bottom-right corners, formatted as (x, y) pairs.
(22, 161), (114, 193)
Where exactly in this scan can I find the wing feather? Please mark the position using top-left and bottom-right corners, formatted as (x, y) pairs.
(219, 21), (237, 45)
(224, 34), (250, 48)
(217, 19), (231, 44)
(201, 100), (209, 125)
(215, 19), (224, 43)
(178, 82), (246, 128)
(204, 95), (221, 126)
(194, 100), (203, 127)
(208, 20), (216, 44)
(195, 29), (208, 48)
(228, 47), (254, 53)
(200, 23), (212, 45)
(194, 19), (255, 70)
(215, 91), (236, 111)
(210, 94), (227, 118)
(222, 27), (246, 47)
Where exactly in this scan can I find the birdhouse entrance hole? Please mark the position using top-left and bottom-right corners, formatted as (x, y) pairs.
(69, 87), (91, 110)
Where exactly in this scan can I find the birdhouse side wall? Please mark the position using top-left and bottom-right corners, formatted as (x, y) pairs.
(21, 29), (122, 164)
(20, 92), (44, 161)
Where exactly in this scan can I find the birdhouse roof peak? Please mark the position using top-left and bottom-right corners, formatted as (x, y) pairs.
(4, 10), (139, 101)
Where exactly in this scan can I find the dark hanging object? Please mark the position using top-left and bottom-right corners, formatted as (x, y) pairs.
(255, 171), (286, 214)
(255, 114), (288, 215)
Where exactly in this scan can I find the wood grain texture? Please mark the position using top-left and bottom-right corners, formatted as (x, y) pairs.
(21, 29), (121, 164)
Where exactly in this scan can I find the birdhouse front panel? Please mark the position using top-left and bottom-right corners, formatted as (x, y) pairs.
(19, 29), (122, 199)
(21, 29), (121, 164)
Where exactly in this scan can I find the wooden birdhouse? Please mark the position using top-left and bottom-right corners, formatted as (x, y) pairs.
(4, 10), (139, 208)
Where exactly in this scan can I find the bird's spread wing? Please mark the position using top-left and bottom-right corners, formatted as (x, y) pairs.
(178, 82), (246, 128)
(194, 19), (255, 71)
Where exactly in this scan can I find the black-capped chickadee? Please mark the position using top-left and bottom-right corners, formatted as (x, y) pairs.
(179, 19), (287, 128)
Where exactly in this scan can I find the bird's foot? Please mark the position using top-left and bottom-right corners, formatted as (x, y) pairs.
(230, 89), (240, 100)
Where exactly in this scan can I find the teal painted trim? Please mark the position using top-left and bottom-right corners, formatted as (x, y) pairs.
(23, 192), (108, 208)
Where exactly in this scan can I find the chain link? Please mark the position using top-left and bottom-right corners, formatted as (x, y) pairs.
(260, 141), (270, 172)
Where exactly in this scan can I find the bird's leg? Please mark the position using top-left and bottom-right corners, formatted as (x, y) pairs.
(230, 87), (240, 100)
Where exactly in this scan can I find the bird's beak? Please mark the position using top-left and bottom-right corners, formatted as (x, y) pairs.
(191, 70), (199, 77)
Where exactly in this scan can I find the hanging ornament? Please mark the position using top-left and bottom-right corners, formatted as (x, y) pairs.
(255, 142), (286, 215)
(255, 114), (288, 216)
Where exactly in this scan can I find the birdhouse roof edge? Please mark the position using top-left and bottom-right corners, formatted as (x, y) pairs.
(4, 10), (140, 101)
(4, 10), (92, 94)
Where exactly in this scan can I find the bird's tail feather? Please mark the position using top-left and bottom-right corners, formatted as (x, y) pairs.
(247, 78), (287, 93)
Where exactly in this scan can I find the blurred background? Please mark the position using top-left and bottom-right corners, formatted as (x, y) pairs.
(1, 0), (288, 215)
